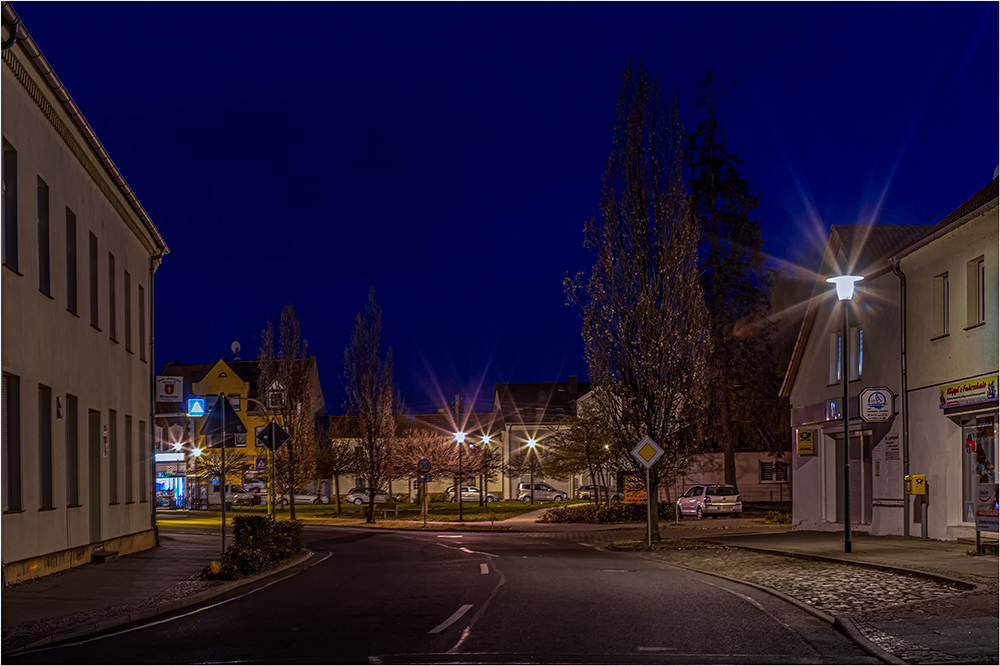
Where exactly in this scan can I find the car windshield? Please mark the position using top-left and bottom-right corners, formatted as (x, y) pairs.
(707, 486), (738, 496)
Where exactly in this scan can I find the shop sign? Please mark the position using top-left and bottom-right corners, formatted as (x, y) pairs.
(883, 433), (901, 461)
(859, 387), (894, 422)
(975, 483), (999, 533)
(939, 376), (998, 409)
(156, 376), (183, 403)
(155, 452), (185, 463)
(796, 429), (816, 455)
(623, 476), (646, 504)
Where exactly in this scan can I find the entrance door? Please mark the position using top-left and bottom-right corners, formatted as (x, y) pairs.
(88, 409), (101, 544)
(835, 433), (871, 525)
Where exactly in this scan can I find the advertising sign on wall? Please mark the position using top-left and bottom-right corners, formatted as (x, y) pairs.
(796, 429), (816, 455)
(975, 483), (999, 533)
(939, 376), (998, 409)
(623, 476), (647, 504)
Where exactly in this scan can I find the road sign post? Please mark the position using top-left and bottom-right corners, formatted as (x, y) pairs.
(201, 394), (248, 553)
(256, 420), (289, 522)
(631, 436), (665, 547)
(417, 458), (432, 528)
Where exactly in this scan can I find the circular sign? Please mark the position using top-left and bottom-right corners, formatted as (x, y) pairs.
(417, 457), (431, 474)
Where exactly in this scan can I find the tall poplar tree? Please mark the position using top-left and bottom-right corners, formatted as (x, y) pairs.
(687, 71), (776, 488)
(567, 61), (712, 540)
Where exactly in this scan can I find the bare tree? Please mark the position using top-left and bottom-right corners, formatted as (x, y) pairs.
(544, 408), (615, 505)
(316, 418), (360, 514)
(565, 61), (712, 540)
(343, 287), (398, 523)
(258, 304), (319, 521)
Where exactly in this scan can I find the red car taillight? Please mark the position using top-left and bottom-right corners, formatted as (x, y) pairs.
(736, 495), (742, 503)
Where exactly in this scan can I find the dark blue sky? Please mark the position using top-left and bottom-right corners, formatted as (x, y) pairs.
(13, 2), (998, 414)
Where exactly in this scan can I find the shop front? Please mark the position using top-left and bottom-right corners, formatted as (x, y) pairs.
(155, 452), (188, 509)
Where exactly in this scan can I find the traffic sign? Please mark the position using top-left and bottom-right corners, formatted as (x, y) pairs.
(200, 394), (247, 437)
(417, 473), (433, 483)
(256, 420), (289, 452)
(255, 457), (266, 471)
(859, 387), (894, 423)
(630, 436), (664, 469)
(417, 457), (431, 474)
(187, 398), (206, 417)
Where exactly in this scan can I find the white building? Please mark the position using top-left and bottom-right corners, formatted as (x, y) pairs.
(781, 177), (997, 540)
(2, 5), (169, 582)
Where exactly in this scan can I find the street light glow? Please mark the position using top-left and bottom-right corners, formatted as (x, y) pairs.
(826, 274), (863, 301)
(454, 431), (466, 444)
(481, 435), (491, 445)
(527, 438), (537, 448)
(192, 447), (203, 457)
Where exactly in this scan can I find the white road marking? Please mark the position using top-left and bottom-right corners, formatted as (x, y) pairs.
(367, 657), (382, 665)
(437, 534), (463, 538)
(578, 542), (596, 547)
(480, 563), (489, 574)
(429, 604), (474, 634)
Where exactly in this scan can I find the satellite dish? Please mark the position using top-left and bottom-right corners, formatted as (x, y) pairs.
(231, 341), (241, 355)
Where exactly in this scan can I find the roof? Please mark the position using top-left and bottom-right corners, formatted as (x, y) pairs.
(2, 3), (168, 257)
(780, 178), (999, 398)
(327, 413), (503, 440)
(494, 377), (590, 425)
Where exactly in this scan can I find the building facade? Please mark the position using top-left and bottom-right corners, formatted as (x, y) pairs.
(782, 177), (998, 540)
(2, 5), (169, 583)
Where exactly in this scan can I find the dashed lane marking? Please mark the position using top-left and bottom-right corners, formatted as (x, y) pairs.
(480, 563), (489, 574)
(428, 604), (474, 634)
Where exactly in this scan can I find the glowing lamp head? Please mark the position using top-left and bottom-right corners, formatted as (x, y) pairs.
(192, 447), (203, 458)
(480, 435), (491, 445)
(454, 431), (466, 444)
(826, 274), (863, 301)
(604, 444), (609, 450)
(172, 442), (183, 451)
(527, 438), (537, 449)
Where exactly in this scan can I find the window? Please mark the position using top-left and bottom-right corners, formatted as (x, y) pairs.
(89, 232), (98, 328)
(961, 415), (996, 522)
(933, 273), (949, 337)
(829, 331), (843, 383)
(38, 385), (53, 509)
(66, 394), (79, 506)
(139, 420), (148, 502)
(2, 140), (18, 273)
(124, 271), (132, 352)
(108, 409), (118, 504)
(850, 327), (863, 380)
(108, 253), (116, 341)
(3, 373), (22, 511)
(66, 209), (77, 314)
(267, 389), (284, 409)
(229, 393), (241, 411)
(125, 415), (133, 503)
(138, 284), (146, 361)
(967, 256), (987, 328)
(760, 460), (789, 483)
(37, 178), (50, 296)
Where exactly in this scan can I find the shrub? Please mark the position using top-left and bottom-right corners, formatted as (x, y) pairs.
(538, 500), (676, 524)
(208, 516), (303, 580)
(763, 510), (792, 524)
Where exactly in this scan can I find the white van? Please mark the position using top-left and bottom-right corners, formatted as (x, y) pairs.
(207, 484), (254, 507)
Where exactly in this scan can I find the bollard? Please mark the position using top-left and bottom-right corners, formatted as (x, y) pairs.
(921, 496), (928, 540)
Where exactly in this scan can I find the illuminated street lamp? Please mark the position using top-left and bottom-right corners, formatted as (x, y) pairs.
(454, 431), (467, 521)
(527, 439), (538, 504)
(480, 435), (492, 506)
(191, 446), (204, 509)
(827, 273), (862, 554)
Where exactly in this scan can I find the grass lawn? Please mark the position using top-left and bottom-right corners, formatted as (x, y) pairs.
(159, 499), (585, 528)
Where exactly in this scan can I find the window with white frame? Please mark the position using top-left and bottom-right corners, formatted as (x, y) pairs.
(760, 460), (789, 483)
(828, 331), (842, 384)
(967, 255), (987, 328)
(850, 326), (863, 380)
(933, 273), (949, 337)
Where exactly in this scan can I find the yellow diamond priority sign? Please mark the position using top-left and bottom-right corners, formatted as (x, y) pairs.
(631, 436), (664, 469)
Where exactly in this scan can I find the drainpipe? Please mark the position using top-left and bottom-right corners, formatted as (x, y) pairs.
(891, 258), (910, 538)
(149, 251), (163, 547)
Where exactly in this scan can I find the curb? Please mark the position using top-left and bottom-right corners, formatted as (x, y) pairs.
(629, 550), (904, 665)
(3, 549), (314, 657)
(699, 541), (980, 591)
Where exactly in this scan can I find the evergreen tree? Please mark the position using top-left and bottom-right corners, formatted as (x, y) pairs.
(687, 71), (779, 488)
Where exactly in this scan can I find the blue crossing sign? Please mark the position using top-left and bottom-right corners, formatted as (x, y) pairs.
(187, 398), (206, 417)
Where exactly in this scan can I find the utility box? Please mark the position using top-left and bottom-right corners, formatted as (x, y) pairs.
(905, 474), (927, 495)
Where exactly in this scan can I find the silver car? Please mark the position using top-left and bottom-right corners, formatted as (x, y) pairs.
(443, 486), (499, 503)
(677, 484), (742, 518)
(345, 487), (392, 504)
(517, 482), (567, 502)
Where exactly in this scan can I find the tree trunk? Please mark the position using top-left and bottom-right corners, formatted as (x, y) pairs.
(334, 475), (341, 515)
(649, 473), (661, 541)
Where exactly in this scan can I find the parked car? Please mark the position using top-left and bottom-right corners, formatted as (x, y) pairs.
(676, 484), (742, 519)
(517, 482), (567, 502)
(155, 490), (178, 509)
(345, 488), (392, 504)
(269, 490), (327, 505)
(207, 484), (255, 507)
(443, 486), (499, 502)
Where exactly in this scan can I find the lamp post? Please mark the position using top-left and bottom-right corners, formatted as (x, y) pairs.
(454, 431), (466, 521)
(481, 435), (491, 506)
(191, 446), (203, 510)
(527, 439), (537, 504)
(827, 273), (862, 554)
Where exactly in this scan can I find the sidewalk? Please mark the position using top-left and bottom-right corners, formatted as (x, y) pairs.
(3, 513), (996, 662)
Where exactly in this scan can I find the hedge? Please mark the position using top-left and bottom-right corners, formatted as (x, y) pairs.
(206, 515), (303, 580)
(538, 500), (676, 524)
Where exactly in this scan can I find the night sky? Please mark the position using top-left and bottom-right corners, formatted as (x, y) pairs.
(12, 2), (999, 414)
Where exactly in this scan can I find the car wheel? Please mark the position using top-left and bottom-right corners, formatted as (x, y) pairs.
(353, 498), (363, 505)
(522, 497), (530, 502)
(696, 507), (703, 519)
(676, 507), (683, 519)
(312, 498), (321, 505)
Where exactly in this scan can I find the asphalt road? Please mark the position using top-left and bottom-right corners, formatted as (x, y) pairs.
(10, 526), (878, 665)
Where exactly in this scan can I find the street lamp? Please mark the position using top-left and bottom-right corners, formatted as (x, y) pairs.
(454, 431), (467, 521)
(527, 439), (537, 504)
(827, 273), (862, 554)
(480, 435), (492, 506)
(191, 446), (203, 509)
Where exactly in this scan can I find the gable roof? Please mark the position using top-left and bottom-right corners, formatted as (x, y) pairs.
(780, 178), (999, 398)
(494, 377), (590, 425)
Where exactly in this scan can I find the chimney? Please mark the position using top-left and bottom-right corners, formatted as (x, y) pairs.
(569, 375), (578, 394)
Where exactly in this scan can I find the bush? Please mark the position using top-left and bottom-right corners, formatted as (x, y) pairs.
(763, 510), (792, 524)
(207, 516), (303, 580)
(538, 500), (676, 524)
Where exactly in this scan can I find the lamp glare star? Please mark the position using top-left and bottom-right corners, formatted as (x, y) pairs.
(826, 274), (863, 301)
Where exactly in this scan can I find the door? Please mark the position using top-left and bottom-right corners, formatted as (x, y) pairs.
(88, 409), (102, 544)
(836, 434), (870, 525)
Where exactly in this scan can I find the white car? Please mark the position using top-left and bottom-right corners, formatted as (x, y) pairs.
(265, 490), (328, 505)
(443, 486), (499, 502)
(517, 482), (567, 502)
(345, 488), (393, 504)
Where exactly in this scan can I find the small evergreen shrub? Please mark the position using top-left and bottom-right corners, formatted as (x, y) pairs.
(763, 510), (792, 524)
(207, 516), (303, 580)
(539, 500), (676, 524)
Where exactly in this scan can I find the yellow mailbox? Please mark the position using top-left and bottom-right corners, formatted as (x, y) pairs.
(905, 474), (927, 495)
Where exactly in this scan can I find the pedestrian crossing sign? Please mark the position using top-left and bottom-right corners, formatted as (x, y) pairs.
(187, 398), (206, 417)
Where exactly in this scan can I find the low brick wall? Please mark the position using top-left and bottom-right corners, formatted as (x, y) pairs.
(3, 529), (156, 586)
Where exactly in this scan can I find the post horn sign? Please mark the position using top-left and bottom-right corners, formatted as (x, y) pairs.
(796, 429), (816, 455)
(859, 387), (894, 423)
